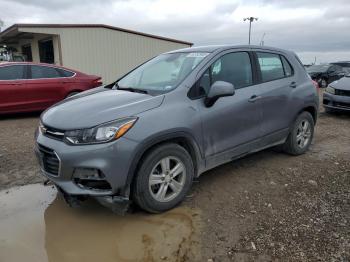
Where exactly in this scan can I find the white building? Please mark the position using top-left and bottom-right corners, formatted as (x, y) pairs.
(0, 24), (192, 83)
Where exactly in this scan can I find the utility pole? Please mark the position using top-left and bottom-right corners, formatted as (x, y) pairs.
(243, 17), (258, 45)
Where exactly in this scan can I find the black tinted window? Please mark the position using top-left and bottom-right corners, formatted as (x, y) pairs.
(257, 52), (285, 82)
(56, 68), (74, 77)
(0, 65), (25, 80)
(281, 56), (293, 77)
(31, 65), (61, 79)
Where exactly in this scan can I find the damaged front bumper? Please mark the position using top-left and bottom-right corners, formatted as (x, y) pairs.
(55, 186), (131, 215)
(34, 130), (139, 214)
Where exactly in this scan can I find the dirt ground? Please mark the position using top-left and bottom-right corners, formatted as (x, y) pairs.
(0, 92), (349, 261)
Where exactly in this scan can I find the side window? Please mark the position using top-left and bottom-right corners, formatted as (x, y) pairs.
(191, 52), (253, 98)
(281, 56), (293, 77)
(328, 66), (335, 72)
(56, 68), (74, 77)
(211, 52), (253, 89)
(0, 65), (25, 80)
(31, 65), (61, 79)
(335, 65), (342, 72)
(257, 52), (285, 82)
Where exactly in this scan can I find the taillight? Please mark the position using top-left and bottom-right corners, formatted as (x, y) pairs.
(92, 78), (103, 87)
(312, 80), (319, 92)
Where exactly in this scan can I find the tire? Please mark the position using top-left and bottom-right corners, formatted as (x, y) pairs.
(133, 143), (194, 213)
(283, 111), (314, 155)
(66, 91), (80, 98)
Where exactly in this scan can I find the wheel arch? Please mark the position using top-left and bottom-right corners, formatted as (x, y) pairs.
(122, 131), (204, 197)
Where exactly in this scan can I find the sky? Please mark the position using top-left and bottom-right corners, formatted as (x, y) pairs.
(1, 0), (350, 64)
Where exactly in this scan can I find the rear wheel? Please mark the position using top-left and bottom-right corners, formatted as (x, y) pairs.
(283, 112), (314, 155)
(133, 143), (194, 213)
(66, 91), (80, 98)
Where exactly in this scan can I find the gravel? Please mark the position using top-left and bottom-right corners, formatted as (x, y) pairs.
(1, 92), (349, 261)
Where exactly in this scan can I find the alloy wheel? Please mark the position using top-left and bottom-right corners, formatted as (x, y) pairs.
(148, 156), (186, 202)
(296, 119), (312, 148)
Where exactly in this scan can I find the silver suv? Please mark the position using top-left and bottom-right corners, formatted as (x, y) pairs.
(35, 45), (319, 213)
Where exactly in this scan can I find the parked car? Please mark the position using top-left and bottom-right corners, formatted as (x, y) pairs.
(306, 64), (345, 88)
(331, 61), (350, 74)
(35, 45), (319, 214)
(323, 75), (350, 113)
(0, 62), (102, 114)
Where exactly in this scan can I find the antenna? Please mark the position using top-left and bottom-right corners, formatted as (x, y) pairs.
(0, 19), (4, 32)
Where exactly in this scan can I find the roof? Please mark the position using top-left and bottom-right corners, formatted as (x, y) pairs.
(168, 44), (292, 53)
(0, 23), (193, 46)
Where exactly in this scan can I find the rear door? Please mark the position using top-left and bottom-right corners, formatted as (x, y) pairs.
(254, 51), (296, 143)
(26, 65), (65, 109)
(0, 64), (27, 113)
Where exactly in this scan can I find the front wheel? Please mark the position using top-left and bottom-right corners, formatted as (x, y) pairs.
(133, 143), (194, 213)
(283, 112), (315, 155)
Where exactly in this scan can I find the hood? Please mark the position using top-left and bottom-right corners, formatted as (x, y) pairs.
(42, 88), (164, 130)
(330, 77), (350, 91)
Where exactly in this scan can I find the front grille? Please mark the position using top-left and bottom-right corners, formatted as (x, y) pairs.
(37, 144), (60, 176)
(42, 125), (65, 141)
(335, 89), (350, 97)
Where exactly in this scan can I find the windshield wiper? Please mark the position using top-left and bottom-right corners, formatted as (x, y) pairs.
(117, 86), (148, 94)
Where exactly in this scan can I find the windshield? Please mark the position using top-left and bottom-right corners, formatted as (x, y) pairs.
(117, 52), (209, 94)
(306, 65), (330, 73)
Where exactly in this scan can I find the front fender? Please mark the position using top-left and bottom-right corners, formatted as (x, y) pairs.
(121, 129), (205, 196)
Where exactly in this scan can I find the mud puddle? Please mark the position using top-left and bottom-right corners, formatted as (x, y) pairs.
(0, 184), (201, 262)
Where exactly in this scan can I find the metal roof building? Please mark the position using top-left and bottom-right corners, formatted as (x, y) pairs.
(0, 24), (192, 83)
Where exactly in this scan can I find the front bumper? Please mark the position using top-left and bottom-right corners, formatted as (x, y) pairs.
(34, 131), (139, 197)
(323, 92), (350, 111)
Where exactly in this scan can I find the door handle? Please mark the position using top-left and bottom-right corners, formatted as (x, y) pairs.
(248, 95), (261, 103)
(289, 81), (297, 88)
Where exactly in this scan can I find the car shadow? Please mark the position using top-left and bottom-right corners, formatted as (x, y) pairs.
(0, 111), (42, 120)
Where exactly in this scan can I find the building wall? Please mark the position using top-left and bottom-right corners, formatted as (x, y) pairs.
(19, 27), (191, 83)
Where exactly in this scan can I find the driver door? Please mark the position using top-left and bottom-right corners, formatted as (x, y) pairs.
(194, 51), (263, 169)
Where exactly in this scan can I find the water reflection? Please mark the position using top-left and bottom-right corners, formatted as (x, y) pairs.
(0, 184), (201, 262)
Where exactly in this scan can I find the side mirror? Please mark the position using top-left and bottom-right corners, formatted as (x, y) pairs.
(204, 81), (235, 107)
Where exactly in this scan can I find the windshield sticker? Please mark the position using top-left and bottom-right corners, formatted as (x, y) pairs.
(186, 53), (209, 58)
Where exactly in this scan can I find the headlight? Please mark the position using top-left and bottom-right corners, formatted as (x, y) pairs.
(64, 117), (137, 145)
(325, 86), (335, 94)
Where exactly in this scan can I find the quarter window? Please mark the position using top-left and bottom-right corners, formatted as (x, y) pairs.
(281, 56), (293, 77)
(257, 52), (285, 82)
(0, 65), (25, 80)
(31, 65), (61, 79)
(56, 68), (74, 77)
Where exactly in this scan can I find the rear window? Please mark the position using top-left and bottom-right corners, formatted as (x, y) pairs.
(31, 65), (61, 79)
(0, 65), (25, 80)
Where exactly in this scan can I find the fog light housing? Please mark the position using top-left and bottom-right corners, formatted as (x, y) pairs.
(73, 168), (104, 180)
(73, 168), (112, 191)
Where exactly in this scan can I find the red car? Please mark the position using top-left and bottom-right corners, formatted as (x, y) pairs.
(0, 62), (102, 114)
